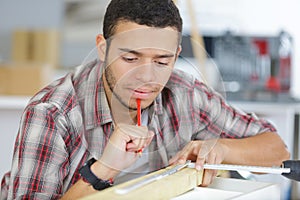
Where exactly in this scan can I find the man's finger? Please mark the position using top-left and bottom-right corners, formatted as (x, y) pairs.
(201, 169), (214, 187)
(195, 156), (205, 171)
(170, 146), (192, 165)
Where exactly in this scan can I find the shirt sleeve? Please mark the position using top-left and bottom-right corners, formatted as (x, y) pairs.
(7, 102), (70, 200)
(192, 81), (277, 140)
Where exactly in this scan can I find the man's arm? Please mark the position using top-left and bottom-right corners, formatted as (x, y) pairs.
(61, 162), (118, 199)
(61, 124), (154, 199)
(7, 104), (71, 200)
(220, 131), (290, 167)
(169, 131), (290, 186)
(173, 80), (290, 186)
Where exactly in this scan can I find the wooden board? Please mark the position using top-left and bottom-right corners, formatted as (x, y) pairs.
(81, 167), (203, 200)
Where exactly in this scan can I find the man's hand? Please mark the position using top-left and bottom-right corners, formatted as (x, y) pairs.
(169, 140), (228, 186)
(62, 125), (154, 199)
(99, 123), (154, 172)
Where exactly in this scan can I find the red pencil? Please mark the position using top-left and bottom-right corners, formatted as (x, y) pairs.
(137, 98), (141, 126)
(136, 99), (143, 156)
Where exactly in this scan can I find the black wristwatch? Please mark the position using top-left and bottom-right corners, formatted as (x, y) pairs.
(79, 158), (113, 190)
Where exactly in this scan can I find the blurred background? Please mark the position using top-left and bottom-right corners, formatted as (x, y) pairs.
(0, 0), (300, 199)
(1, 0), (299, 99)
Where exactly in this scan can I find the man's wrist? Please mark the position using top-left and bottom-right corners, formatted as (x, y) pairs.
(79, 158), (115, 190)
(90, 159), (119, 180)
(218, 138), (236, 164)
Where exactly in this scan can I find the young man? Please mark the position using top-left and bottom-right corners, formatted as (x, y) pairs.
(1, 0), (289, 199)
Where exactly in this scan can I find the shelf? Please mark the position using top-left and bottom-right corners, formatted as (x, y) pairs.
(0, 96), (30, 109)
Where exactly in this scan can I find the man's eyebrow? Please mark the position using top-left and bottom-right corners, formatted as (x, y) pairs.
(155, 54), (175, 58)
(119, 48), (142, 56)
(119, 48), (175, 58)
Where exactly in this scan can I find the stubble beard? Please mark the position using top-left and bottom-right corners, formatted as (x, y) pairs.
(105, 66), (137, 111)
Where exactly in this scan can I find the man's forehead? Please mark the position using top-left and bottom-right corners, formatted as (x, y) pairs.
(108, 27), (180, 53)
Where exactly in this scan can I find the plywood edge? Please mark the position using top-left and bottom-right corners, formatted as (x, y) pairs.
(81, 167), (203, 200)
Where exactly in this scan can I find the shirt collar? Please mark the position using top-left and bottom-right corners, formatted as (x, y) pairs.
(84, 61), (113, 130)
(153, 93), (164, 115)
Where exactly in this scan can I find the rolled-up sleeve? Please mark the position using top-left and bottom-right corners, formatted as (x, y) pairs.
(192, 81), (277, 140)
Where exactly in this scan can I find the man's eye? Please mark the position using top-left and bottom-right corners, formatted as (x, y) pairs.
(122, 57), (137, 62)
(155, 61), (168, 66)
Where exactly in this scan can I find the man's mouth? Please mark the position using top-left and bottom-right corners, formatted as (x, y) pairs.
(130, 88), (156, 99)
(134, 89), (152, 93)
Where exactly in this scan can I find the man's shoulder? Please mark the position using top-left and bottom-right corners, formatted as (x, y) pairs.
(72, 59), (100, 81)
(165, 69), (217, 98)
(167, 69), (198, 89)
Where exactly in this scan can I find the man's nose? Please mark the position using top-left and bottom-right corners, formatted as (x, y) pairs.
(135, 63), (157, 83)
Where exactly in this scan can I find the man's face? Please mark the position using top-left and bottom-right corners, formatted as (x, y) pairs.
(101, 21), (181, 110)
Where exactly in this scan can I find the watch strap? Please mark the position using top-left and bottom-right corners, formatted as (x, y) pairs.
(79, 158), (113, 190)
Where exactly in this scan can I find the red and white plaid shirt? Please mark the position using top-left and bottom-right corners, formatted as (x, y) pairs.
(1, 60), (276, 199)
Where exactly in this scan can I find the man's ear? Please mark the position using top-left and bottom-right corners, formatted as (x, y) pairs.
(175, 45), (182, 60)
(96, 34), (106, 61)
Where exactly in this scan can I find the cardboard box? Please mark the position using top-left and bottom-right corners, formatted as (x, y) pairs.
(12, 30), (32, 62)
(0, 62), (53, 96)
(32, 30), (60, 67)
(11, 30), (60, 67)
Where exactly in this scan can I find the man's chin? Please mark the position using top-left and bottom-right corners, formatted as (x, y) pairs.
(112, 90), (157, 109)
(126, 98), (153, 110)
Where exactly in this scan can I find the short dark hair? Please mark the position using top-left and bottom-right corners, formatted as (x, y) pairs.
(103, 0), (183, 39)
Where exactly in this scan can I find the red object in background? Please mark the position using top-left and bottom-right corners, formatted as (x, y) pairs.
(265, 76), (281, 92)
(278, 31), (292, 92)
(253, 39), (272, 91)
(253, 39), (268, 56)
(279, 51), (292, 92)
(250, 72), (259, 82)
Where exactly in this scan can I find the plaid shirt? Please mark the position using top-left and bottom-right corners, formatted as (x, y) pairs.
(1, 60), (276, 199)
